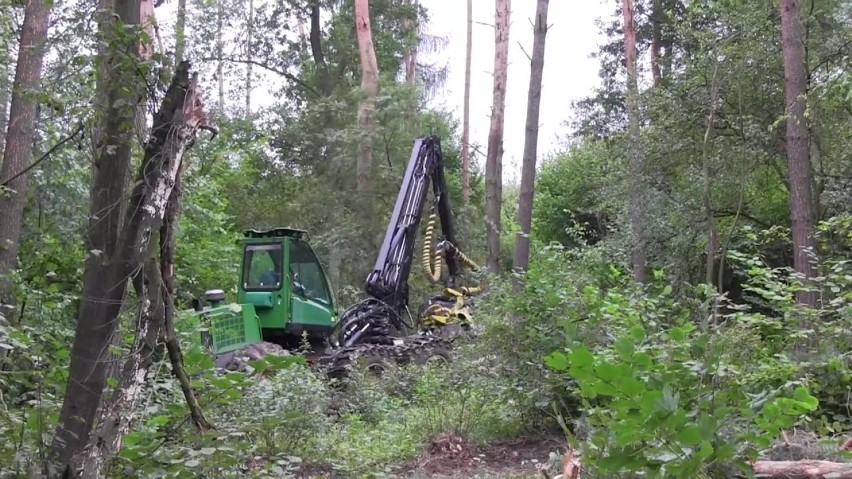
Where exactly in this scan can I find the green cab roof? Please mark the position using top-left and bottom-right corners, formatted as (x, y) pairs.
(243, 227), (309, 240)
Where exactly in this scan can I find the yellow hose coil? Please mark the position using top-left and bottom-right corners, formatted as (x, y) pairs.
(422, 213), (442, 283)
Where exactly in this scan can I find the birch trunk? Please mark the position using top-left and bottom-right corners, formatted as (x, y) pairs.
(485, 0), (511, 273)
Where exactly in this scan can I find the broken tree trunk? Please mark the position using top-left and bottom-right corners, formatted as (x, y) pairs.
(70, 60), (214, 479)
(752, 460), (852, 478)
(160, 159), (211, 432)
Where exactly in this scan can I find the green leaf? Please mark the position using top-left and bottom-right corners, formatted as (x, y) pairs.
(629, 325), (646, 342)
(676, 424), (702, 445)
(569, 346), (595, 369)
(698, 441), (714, 461)
(544, 351), (569, 371)
(792, 386), (819, 411)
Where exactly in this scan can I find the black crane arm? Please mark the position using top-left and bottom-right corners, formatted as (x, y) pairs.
(337, 136), (462, 347)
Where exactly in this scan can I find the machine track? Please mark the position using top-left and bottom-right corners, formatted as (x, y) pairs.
(216, 333), (455, 380)
(317, 334), (454, 379)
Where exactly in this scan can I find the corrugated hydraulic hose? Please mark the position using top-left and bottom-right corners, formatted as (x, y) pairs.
(422, 212), (443, 283)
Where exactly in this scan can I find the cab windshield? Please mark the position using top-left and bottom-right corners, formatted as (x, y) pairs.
(243, 243), (283, 290)
(288, 239), (332, 306)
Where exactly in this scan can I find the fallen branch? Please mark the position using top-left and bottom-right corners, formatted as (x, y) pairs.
(752, 460), (852, 478)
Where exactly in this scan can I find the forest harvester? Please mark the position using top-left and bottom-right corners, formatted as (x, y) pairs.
(185, 136), (483, 376)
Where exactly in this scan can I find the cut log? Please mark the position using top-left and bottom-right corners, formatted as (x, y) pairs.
(752, 460), (852, 478)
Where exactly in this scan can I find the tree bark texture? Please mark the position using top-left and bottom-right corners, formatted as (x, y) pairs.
(403, 0), (417, 86)
(0, 9), (9, 159)
(512, 0), (549, 278)
(175, 0), (187, 64)
(51, 0), (148, 465)
(485, 0), (510, 273)
(245, 0), (253, 117)
(70, 61), (214, 478)
(779, 0), (819, 307)
(0, 0), (51, 305)
(461, 0), (473, 205)
(216, 0), (224, 112)
(622, 0), (648, 284)
(703, 59), (719, 291)
(354, 0), (379, 222)
(160, 160), (210, 433)
(650, 0), (662, 87)
(752, 460), (852, 478)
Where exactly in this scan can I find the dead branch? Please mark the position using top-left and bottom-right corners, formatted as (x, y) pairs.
(752, 460), (852, 478)
(561, 447), (581, 479)
(160, 158), (211, 432)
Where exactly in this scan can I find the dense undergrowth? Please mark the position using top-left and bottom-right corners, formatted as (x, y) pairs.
(1, 216), (850, 478)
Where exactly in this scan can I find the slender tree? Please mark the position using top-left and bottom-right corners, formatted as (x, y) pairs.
(354, 0), (380, 222)
(485, 0), (510, 272)
(245, 0), (253, 117)
(461, 0), (473, 205)
(622, 0), (647, 283)
(650, 0), (662, 87)
(0, 0), (52, 305)
(780, 0), (818, 307)
(512, 0), (550, 277)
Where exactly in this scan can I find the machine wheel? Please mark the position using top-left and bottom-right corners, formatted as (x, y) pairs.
(413, 345), (452, 366)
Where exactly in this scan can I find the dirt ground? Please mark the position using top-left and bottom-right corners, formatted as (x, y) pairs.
(401, 433), (568, 479)
(295, 434), (567, 479)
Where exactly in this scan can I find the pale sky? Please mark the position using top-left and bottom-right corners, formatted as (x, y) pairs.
(418, 0), (611, 184)
(155, 0), (613, 183)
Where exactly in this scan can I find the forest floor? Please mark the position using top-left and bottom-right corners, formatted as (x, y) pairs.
(402, 433), (567, 479)
(297, 433), (568, 479)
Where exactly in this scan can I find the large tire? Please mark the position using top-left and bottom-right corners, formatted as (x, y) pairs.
(413, 344), (452, 366)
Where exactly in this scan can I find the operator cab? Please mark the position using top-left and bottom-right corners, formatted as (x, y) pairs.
(239, 227), (336, 349)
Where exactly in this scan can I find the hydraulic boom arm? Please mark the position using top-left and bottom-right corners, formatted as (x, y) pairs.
(337, 136), (465, 347)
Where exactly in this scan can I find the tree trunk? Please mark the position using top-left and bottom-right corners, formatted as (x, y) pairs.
(0, 9), (9, 159)
(51, 0), (147, 466)
(70, 62), (213, 478)
(622, 0), (647, 284)
(403, 0), (417, 86)
(245, 0), (253, 117)
(216, 0), (224, 112)
(779, 0), (818, 308)
(650, 0), (662, 87)
(354, 0), (379, 222)
(485, 0), (511, 273)
(160, 165), (211, 434)
(175, 0), (186, 64)
(461, 0), (473, 205)
(512, 0), (549, 279)
(402, 0), (417, 130)
(0, 0), (51, 305)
